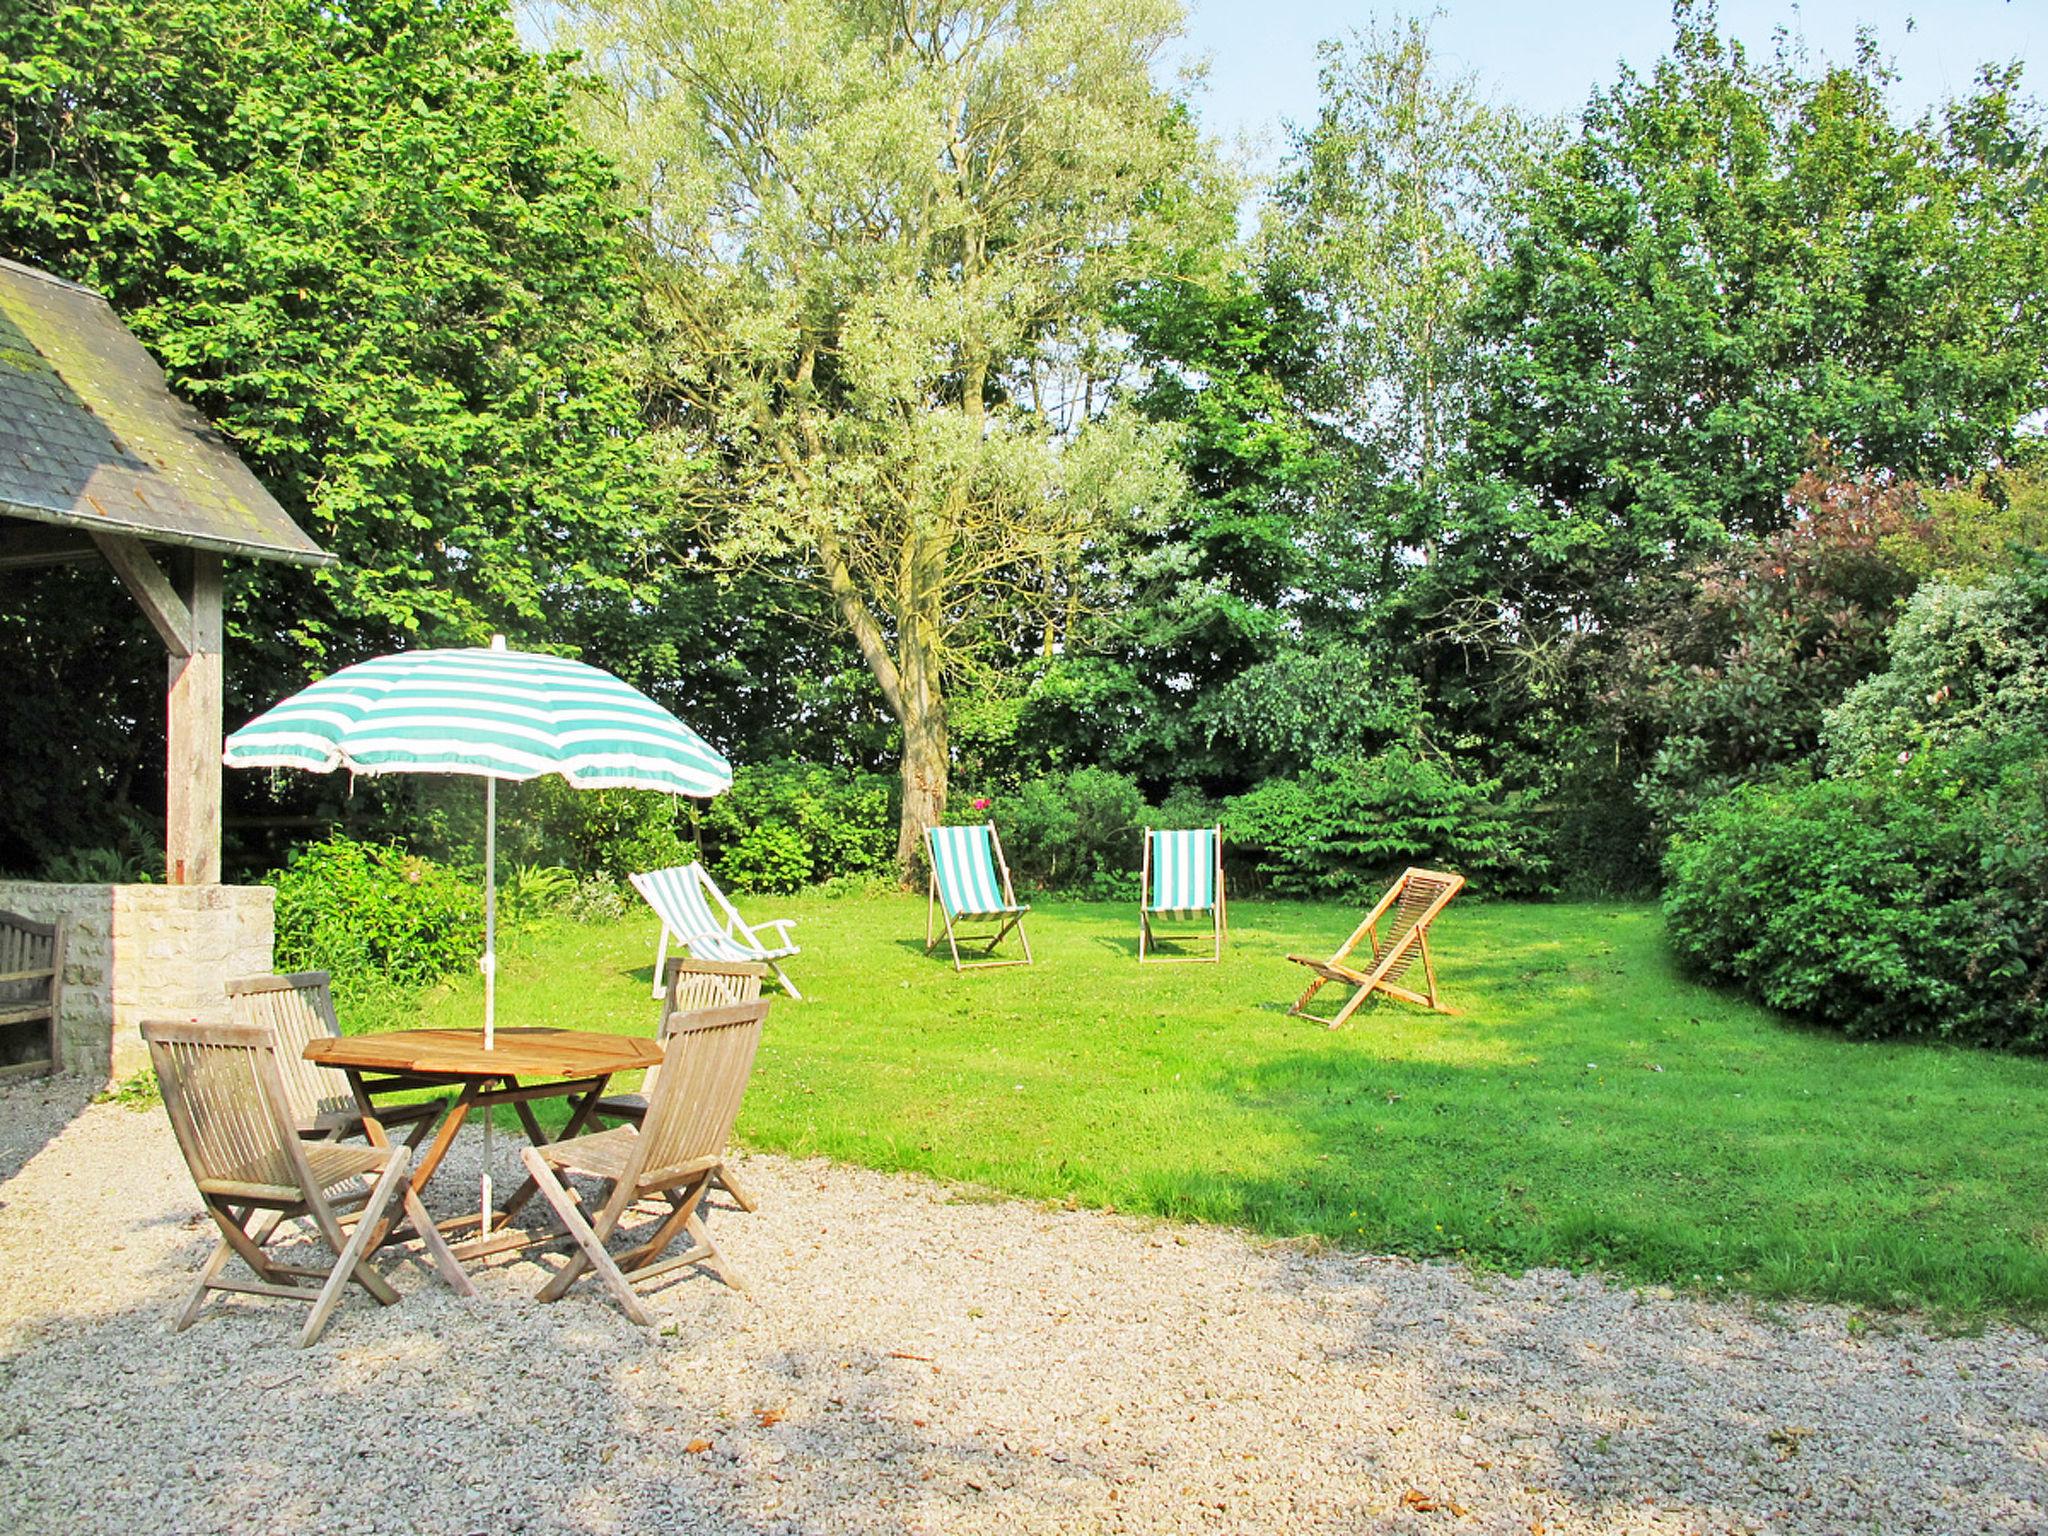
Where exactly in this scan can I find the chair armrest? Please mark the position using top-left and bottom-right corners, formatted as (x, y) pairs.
(756, 919), (799, 943)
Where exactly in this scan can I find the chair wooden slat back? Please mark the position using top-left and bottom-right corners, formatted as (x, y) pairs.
(1373, 872), (1457, 987)
(636, 1001), (768, 1183)
(144, 1019), (310, 1195)
(226, 972), (354, 1124)
(662, 958), (768, 1016)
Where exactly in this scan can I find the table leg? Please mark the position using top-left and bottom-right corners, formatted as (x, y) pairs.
(345, 1076), (480, 1255)
(496, 1076), (608, 1224)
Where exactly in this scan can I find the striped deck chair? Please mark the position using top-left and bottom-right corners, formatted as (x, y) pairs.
(631, 862), (801, 1001)
(924, 823), (1032, 972)
(1138, 826), (1226, 963)
(1286, 867), (1465, 1027)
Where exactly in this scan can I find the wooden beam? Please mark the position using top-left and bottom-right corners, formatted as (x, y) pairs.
(0, 523), (98, 569)
(165, 551), (224, 885)
(91, 532), (192, 656)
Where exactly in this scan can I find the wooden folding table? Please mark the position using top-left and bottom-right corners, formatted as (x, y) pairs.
(304, 1027), (663, 1260)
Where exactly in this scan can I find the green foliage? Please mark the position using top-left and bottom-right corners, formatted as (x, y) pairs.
(93, 1068), (161, 1111)
(498, 864), (578, 928)
(1192, 644), (1424, 773)
(508, 783), (695, 884)
(716, 824), (813, 897)
(1468, 11), (2048, 563)
(1824, 571), (2048, 770)
(1892, 467), (2048, 583)
(1612, 465), (1931, 829)
(1222, 750), (1551, 899)
(269, 834), (481, 999)
(1664, 731), (2048, 1049)
(700, 762), (897, 892)
(0, 0), (655, 659)
(978, 768), (1149, 893)
(38, 845), (156, 885)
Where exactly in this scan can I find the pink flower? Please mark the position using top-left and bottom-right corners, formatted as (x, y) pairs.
(971, 797), (991, 811)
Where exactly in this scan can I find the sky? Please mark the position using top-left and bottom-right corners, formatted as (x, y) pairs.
(1168, 0), (2046, 169)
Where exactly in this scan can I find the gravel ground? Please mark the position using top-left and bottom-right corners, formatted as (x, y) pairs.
(0, 1074), (2042, 1536)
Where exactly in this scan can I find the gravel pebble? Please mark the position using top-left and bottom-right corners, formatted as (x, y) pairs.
(1, 1074), (2042, 1535)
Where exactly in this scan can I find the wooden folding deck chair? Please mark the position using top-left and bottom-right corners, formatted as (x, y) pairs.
(592, 959), (768, 1211)
(1285, 867), (1466, 1027)
(227, 971), (447, 1149)
(0, 909), (66, 1080)
(1138, 826), (1226, 963)
(631, 863), (801, 1000)
(143, 1018), (473, 1346)
(523, 1000), (769, 1324)
(925, 823), (1033, 972)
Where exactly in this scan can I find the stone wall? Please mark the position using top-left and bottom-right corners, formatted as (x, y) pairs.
(0, 881), (275, 1082)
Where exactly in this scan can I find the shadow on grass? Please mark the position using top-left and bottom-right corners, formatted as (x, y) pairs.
(1131, 1034), (2048, 1322)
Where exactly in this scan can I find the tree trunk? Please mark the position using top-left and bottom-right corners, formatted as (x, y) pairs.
(895, 685), (948, 881)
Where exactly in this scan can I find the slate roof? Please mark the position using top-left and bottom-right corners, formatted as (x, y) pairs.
(0, 258), (330, 565)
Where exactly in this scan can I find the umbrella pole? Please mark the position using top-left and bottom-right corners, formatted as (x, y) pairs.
(482, 774), (497, 1232)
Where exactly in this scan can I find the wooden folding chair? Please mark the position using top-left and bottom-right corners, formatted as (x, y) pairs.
(523, 1000), (769, 1325)
(227, 972), (447, 1149)
(143, 1018), (473, 1345)
(1285, 867), (1466, 1027)
(924, 823), (1033, 971)
(0, 909), (66, 1080)
(592, 959), (768, 1210)
(1138, 826), (1226, 963)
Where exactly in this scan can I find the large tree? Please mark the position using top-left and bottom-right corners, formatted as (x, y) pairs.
(570, 0), (1200, 872)
(1267, 14), (1538, 517)
(0, 0), (659, 870)
(1466, 3), (2048, 565)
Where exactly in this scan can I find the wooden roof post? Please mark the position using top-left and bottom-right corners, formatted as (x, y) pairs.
(166, 552), (223, 885)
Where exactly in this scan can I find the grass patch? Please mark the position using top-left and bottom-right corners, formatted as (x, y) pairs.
(395, 892), (2048, 1324)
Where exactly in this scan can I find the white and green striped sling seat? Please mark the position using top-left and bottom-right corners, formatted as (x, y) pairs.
(1287, 866), (1465, 1027)
(631, 862), (802, 1001)
(924, 823), (1033, 972)
(1138, 826), (1226, 963)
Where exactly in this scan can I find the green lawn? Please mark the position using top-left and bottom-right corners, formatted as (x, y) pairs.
(399, 892), (2048, 1324)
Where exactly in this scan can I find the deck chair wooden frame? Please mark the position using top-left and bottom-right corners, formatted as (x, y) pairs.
(523, 1000), (769, 1325)
(227, 972), (446, 1150)
(1138, 826), (1226, 964)
(592, 959), (768, 1211)
(632, 863), (801, 1001)
(0, 909), (66, 1080)
(144, 1018), (473, 1345)
(924, 823), (1033, 972)
(1286, 867), (1466, 1028)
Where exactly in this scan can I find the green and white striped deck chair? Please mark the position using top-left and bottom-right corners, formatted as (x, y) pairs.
(1138, 826), (1226, 963)
(924, 823), (1033, 972)
(631, 863), (802, 1001)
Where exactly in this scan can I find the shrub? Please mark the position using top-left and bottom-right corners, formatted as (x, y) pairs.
(976, 767), (1147, 892)
(719, 823), (813, 895)
(269, 834), (482, 1001)
(1607, 464), (1930, 831)
(1222, 750), (1552, 898)
(1663, 731), (2048, 1049)
(512, 782), (695, 881)
(1823, 571), (2048, 770)
(700, 761), (896, 889)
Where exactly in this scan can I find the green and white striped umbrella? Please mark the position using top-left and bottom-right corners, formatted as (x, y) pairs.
(222, 644), (731, 796)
